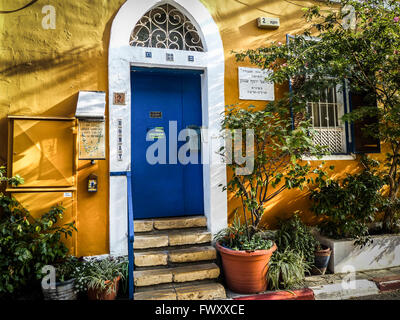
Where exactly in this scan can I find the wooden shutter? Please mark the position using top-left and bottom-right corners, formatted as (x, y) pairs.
(350, 92), (381, 153)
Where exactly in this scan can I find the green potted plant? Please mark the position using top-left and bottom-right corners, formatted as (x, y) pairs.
(0, 166), (76, 299)
(275, 212), (319, 267)
(267, 249), (310, 290)
(42, 256), (80, 300)
(216, 103), (325, 294)
(310, 156), (385, 272)
(312, 243), (331, 275)
(76, 257), (124, 300)
(274, 212), (331, 275)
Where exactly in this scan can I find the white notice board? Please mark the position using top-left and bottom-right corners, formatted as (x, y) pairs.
(238, 67), (275, 101)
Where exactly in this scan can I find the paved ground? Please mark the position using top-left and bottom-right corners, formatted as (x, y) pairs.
(226, 266), (400, 300)
(350, 289), (400, 300)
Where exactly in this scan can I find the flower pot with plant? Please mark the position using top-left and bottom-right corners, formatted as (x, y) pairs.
(41, 256), (80, 300)
(216, 104), (326, 294)
(0, 166), (77, 299)
(75, 257), (124, 300)
(274, 212), (331, 276)
(312, 244), (331, 275)
(267, 248), (311, 290)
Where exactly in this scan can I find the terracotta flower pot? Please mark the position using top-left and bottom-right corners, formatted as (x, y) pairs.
(216, 242), (277, 294)
(87, 276), (121, 300)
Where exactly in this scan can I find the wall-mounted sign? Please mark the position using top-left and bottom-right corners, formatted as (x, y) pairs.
(113, 92), (126, 105)
(117, 118), (123, 162)
(257, 17), (280, 29)
(79, 120), (106, 160)
(150, 111), (162, 119)
(148, 127), (165, 140)
(238, 67), (275, 101)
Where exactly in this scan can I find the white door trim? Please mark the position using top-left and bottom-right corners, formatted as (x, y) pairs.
(108, 0), (227, 256)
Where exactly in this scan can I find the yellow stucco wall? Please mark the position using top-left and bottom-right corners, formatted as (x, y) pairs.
(0, 0), (369, 256)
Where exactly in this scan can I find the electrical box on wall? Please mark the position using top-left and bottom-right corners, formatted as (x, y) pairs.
(87, 174), (98, 192)
(257, 17), (280, 29)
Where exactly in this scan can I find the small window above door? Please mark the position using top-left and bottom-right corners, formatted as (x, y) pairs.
(129, 3), (204, 52)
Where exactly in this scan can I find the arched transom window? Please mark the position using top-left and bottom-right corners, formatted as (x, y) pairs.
(129, 3), (204, 52)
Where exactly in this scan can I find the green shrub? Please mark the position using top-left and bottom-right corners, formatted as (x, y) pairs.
(310, 157), (384, 245)
(267, 248), (310, 290)
(54, 256), (81, 282)
(0, 166), (76, 297)
(275, 212), (318, 266)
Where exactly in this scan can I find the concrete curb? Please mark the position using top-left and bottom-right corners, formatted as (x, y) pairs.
(372, 275), (400, 292)
(310, 279), (379, 300)
(233, 288), (314, 300)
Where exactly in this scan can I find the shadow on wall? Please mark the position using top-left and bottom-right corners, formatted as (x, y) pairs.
(11, 118), (75, 187)
(226, 159), (363, 229)
(0, 45), (100, 107)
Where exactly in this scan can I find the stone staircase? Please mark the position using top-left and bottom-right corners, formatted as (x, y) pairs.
(133, 215), (226, 300)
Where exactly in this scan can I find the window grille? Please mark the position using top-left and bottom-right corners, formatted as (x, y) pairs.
(129, 4), (204, 52)
(307, 85), (347, 154)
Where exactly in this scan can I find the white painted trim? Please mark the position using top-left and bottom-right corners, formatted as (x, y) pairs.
(108, 0), (227, 256)
(302, 154), (357, 161)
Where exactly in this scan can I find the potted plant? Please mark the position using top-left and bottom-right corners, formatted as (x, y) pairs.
(275, 212), (319, 267)
(215, 217), (276, 293)
(78, 257), (124, 300)
(233, 0), (400, 273)
(216, 103), (325, 294)
(267, 249), (310, 290)
(310, 156), (388, 272)
(312, 244), (331, 275)
(41, 256), (80, 300)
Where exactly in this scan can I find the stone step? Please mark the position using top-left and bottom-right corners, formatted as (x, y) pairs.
(134, 263), (220, 287)
(134, 229), (212, 250)
(134, 245), (217, 267)
(134, 215), (207, 233)
(134, 281), (226, 300)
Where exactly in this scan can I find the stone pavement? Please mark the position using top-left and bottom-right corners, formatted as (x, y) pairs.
(226, 266), (400, 300)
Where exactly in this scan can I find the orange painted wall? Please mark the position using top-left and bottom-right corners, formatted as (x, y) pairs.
(0, 0), (125, 256)
(0, 0), (376, 255)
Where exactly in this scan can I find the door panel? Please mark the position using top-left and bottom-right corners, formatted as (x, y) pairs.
(181, 73), (204, 215)
(131, 69), (203, 219)
(12, 119), (74, 187)
(12, 191), (76, 255)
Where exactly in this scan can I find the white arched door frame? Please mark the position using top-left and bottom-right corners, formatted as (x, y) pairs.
(108, 0), (227, 255)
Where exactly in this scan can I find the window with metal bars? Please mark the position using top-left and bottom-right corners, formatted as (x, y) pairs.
(306, 85), (347, 154)
(287, 34), (380, 157)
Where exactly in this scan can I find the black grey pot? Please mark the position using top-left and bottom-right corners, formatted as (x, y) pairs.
(41, 278), (77, 300)
(311, 247), (332, 275)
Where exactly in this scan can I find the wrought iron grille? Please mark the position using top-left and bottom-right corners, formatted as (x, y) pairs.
(307, 86), (346, 154)
(129, 4), (204, 52)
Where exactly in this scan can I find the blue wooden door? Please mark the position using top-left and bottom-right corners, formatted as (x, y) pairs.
(131, 68), (204, 219)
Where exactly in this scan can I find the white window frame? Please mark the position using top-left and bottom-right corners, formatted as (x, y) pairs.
(302, 83), (356, 161)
